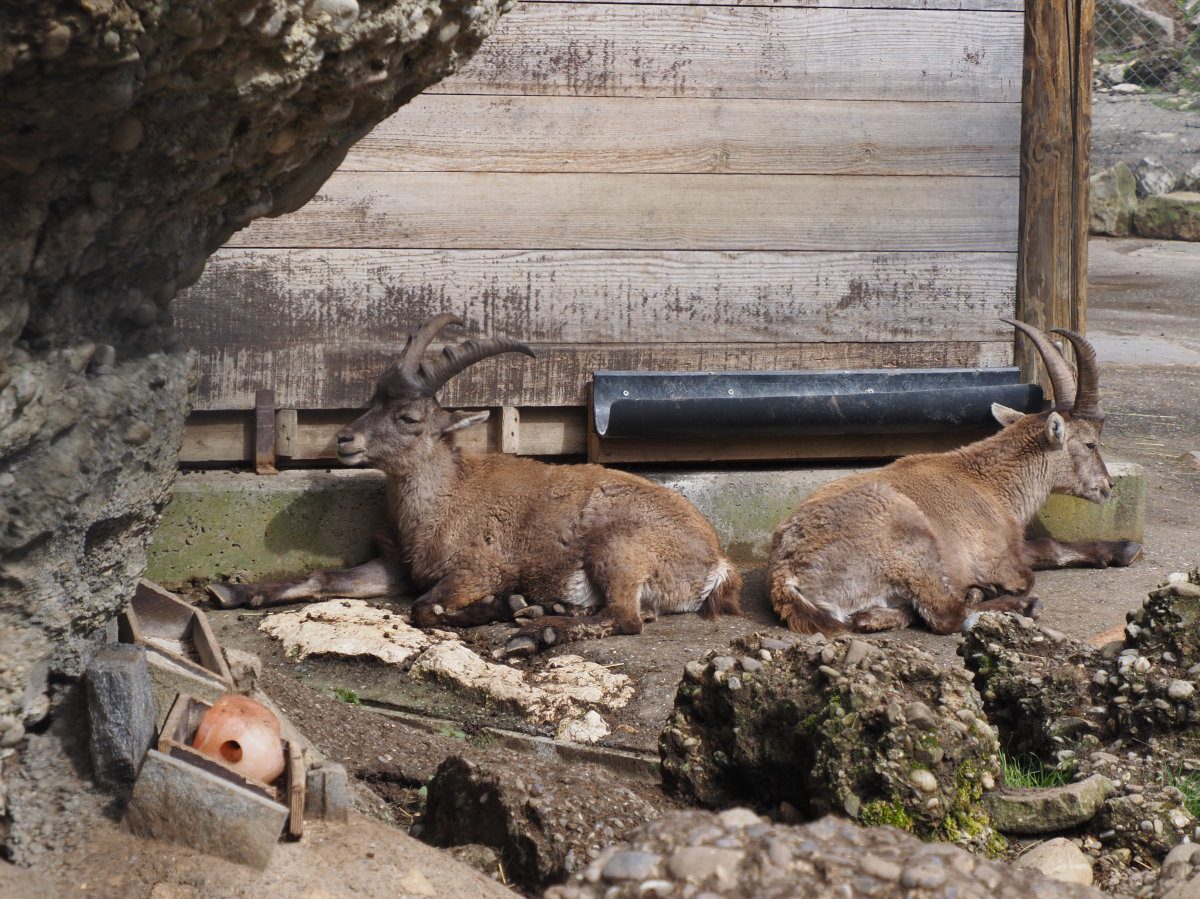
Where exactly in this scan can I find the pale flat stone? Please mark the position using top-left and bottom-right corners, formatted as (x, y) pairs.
(260, 599), (448, 665)
(1014, 838), (1094, 886)
(986, 774), (1115, 834)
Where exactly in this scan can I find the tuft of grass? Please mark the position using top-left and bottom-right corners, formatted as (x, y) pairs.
(1001, 752), (1072, 789)
(333, 687), (362, 705)
(1166, 768), (1200, 819)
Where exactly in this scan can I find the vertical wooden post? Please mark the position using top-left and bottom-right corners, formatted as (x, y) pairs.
(1017, 0), (1095, 387)
(254, 388), (277, 475)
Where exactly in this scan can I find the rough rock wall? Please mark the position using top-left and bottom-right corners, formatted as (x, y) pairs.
(0, 0), (508, 837)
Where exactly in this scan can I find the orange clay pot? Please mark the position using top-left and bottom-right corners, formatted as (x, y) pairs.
(192, 694), (285, 783)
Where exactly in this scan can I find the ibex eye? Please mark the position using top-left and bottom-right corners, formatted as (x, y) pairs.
(1085, 442), (1097, 450)
(400, 414), (419, 425)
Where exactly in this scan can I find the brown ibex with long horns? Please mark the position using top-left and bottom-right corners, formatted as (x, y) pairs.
(767, 319), (1142, 635)
(208, 314), (741, 657)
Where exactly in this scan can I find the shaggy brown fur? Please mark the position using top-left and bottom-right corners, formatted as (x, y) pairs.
(768, 321), (1141, 636)
(208, 315), (741, 657)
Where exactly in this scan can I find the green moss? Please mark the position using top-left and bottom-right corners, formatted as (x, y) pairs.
(939, 809), (1007, 858)
(859, 799), (915, 831)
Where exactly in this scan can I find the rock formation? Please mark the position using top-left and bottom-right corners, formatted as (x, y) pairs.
(0, 0), (508, 844)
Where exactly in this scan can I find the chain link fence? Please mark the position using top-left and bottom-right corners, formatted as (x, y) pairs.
(1092, 0), (1200, 180)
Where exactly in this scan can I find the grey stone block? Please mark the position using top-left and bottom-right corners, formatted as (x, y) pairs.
(986, 773), (1115, 835)
(305, 761), (351, 823)
(126, 749), (287, 869)
(85, 644), (157, 790)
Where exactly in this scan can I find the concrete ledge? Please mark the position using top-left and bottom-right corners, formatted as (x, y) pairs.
(148, 462), (1147, 583)
(1031, 461), (1146, 544)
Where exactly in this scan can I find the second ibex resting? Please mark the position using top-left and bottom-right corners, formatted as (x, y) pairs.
(768, 319), (1142, 636)
(208, 314), (742, 658)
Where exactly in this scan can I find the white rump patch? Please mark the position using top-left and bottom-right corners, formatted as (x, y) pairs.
(785, 576), (850, 623)
(563, 568), (602, 608)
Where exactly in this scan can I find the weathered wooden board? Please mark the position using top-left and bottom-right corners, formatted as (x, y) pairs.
(433, 4), (1024, 102)
(227, 173), (1019, 252)
(344, 95), (1020, 177)
(528, 0), (1022, 9)
(188, 340), (1013, 411)
(179, 249), (1017, 347)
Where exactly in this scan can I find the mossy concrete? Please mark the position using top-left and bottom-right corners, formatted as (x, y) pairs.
(148, 470), (388, 586)
(1030, 461), (1146, 544)
(148, 462), (1147, 584)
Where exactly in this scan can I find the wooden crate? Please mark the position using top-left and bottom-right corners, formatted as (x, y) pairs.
(119, 580), (234, 689)
(158, 692), (305, 838)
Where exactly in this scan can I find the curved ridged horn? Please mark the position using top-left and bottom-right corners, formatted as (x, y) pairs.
(399, 313), (464, 378)
(1052, 328), (1102, 418)
(1001, 317), (1076, 411)
(419, 336), (536, 392)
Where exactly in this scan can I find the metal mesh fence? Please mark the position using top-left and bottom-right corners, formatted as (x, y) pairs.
(1092, 0), (1200, 178)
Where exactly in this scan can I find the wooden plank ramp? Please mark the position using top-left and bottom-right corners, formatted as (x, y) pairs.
(228, 172), (1019, 252)
(178, 249), (1018, 348)
(435, 4), (1024, 102)
(187, 340), (1014, 412)
(342, 95), (1021, 177)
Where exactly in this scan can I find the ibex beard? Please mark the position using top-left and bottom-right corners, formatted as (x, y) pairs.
(208, 314), (741, 658)
(767, 318), (1142, 636)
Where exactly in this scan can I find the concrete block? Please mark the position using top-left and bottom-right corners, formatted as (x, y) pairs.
(1031, 461), (1146, 544)
(148, 469), (387, 584)
(305, 761), (351, 823)
(126, 749), (288, 869)
(148, 462), (1147, 576)
(85, 644), (157, 790)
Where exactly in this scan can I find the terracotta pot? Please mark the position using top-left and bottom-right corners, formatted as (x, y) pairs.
(192, 694), (285, 783)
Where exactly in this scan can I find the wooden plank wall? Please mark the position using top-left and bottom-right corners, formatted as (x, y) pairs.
(175, 0), (1025, 437)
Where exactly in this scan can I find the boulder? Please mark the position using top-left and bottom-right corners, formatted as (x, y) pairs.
(1, 0), (509, 849)
(1014, 837), (1094, 886)
(420, 754), (668, 890)
(1124, 50), (1183, 88)
(1134, 158), (1179, 198)
(961, 614), (1108, 758)
(1090, 162), (1139, 236)
(545, 810), (1104, 898)
(1134, 192), (1200, 241)
(660, 635), (1004, 852)
(985, 774), (1115, 834)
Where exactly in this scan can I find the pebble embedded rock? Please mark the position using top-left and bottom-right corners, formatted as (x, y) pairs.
(661, 633), (1002, 851)
(544, 811), (1103, 898)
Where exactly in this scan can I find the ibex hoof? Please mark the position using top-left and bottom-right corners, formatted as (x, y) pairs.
(965, 587), (985, 605)
(1024, 595), (1044, 619)
(206, 582), (245, 609)
(961, 612), (982, 634)
(514, 605), (544, 620)
(501, 635), (539, 659)
(508, 594), (528, 613)
(541, 626), (558, 646)
(1114, 542), (1143, 567)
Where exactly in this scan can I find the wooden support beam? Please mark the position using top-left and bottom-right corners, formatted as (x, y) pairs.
(497, 406), (521, 455)
(254, 389), (277, 475)
(1016, 0), (1094, 387)
(275, 409), (298, 459)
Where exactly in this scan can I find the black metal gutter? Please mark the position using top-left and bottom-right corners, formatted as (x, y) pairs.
(593, 368), (1044, 439)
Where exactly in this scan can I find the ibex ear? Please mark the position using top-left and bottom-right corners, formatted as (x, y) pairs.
(1044, 411), (1067, 448)
(443, 409), (490, 435)
(991, 403), (1026, 427)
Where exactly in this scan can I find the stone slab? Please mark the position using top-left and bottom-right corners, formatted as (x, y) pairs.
(986, 773), (1115, 834)
(149, 463), (1148, 579)
(1030, 461), (1146, 544)
(85, 645), (158, 791)
(126, 749), (288, 869)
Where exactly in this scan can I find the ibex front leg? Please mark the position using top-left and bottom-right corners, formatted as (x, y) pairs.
(207, 558), (409, 609)
(1023, 537), (1143, 570)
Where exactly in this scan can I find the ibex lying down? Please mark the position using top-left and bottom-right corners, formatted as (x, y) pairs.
(768, 319), (1141, 635)
(209, 314), (741, 657)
